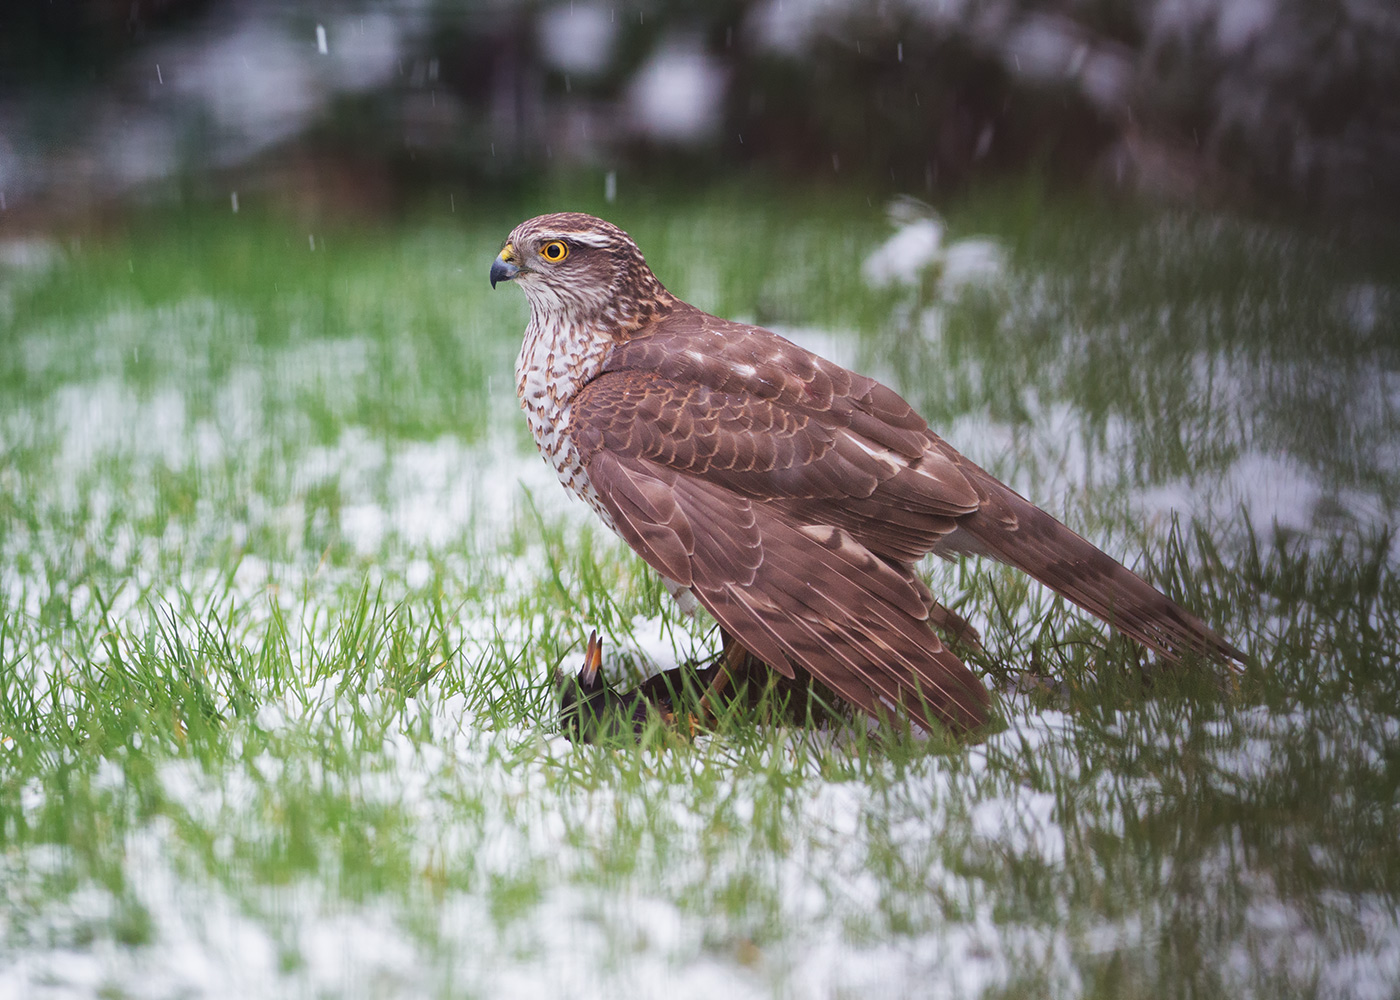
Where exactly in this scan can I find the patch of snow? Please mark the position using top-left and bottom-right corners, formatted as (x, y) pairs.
(537, 2), (619, 77)
(941, 238), (1007, 294)
(0, 237), (62, 273)
(863, 203), (1005, 297)
(863, 217), (945, 289)
(747, 0), (862, 55)
(626, 37), (727, 144)
(1003, 13), (1084, 82)
(1215, 0), (1278, 54)
(1137, 450), (1321, 534)
(323, 14), (402, 93)
(970, 788), (1066, 864)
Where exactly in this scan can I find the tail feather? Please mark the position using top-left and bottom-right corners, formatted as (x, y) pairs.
(938, 464), (1244, 665)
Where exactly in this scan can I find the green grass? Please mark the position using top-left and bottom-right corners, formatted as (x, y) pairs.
(1, 183), (1398, 998)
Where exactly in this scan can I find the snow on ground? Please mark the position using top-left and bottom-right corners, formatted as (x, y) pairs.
(0, 709), (1094, 1000)
(861, 201), (1007, 296)
(4, 251), (1398, 997)
(4, 694), (1397, 999)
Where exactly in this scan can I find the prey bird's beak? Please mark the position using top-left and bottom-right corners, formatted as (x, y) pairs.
(490, 244), (520, 288)
(581, 631), (602, 687)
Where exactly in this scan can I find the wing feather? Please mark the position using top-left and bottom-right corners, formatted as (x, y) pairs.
(601, 455), (694, 584)
(583, 445), (992, 733)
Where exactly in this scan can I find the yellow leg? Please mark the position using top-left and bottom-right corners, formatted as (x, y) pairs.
(698, 631), (749, 725)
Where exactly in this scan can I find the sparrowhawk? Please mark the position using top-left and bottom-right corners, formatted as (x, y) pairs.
(491, 212), (1242, 734)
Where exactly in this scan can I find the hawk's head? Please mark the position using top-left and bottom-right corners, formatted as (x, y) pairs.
(490, 212), (673, 328)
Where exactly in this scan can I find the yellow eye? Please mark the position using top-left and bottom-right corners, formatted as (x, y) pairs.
(540, 240), (569, 262)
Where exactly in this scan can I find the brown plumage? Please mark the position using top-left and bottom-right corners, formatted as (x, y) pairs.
(491, 212), (1243, 734)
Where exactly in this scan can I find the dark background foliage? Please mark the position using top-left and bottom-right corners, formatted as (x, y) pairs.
(2, 0), (1397, 224)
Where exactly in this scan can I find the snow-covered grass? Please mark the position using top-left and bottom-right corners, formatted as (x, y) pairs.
(1, 187), (1397, 999)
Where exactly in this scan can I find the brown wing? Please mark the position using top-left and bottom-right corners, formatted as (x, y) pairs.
(584, 447), (992, 732)
(600, 307), (981, 564)
(570, 367), (992, 732)
(600, 303), (1243, 667)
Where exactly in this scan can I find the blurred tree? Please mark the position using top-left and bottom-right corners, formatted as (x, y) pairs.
(0, 0), (1395, 221)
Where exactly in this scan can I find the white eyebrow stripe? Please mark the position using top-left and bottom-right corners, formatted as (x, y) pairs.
(540, 232), (615, 248)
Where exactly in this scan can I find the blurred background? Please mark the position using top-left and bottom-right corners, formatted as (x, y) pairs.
(3, 0), (1399, 226)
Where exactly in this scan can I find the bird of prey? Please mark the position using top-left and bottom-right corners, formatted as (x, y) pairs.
(491, 212), (1241, 734)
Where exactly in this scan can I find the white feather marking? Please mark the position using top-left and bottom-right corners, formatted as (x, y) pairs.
(662, 577), (701, 616)
(543, 230), (614, 248)
(839, 430), (904, 475)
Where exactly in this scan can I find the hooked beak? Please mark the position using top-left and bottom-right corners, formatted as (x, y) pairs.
(490, 244), (520, 288)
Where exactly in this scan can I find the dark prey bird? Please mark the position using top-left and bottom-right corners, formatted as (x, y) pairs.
(558, 631), (836, 744)
(491, 213), (1242, 734)
(556, 631), (656, 743)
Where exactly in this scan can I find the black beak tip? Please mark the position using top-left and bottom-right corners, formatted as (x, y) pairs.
(489, 257), (518, 289)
